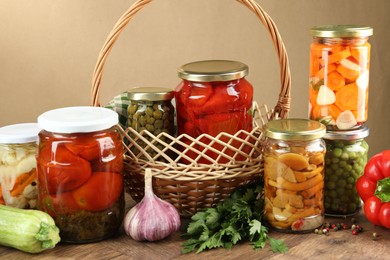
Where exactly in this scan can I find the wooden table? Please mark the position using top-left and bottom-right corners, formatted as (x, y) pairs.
(1, 196), (390, 260)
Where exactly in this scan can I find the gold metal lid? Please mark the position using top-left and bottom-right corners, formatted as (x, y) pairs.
(265, 118), (326, 141)
(324, 125), (369, 141)
(127, 87), (174, 101)
(310, 25), (373, 38)
(177, 60), (248, 82)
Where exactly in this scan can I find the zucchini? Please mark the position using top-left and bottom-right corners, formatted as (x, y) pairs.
(0, 204), (61, 253)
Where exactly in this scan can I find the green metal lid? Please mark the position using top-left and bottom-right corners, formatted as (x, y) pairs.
(265, 118), (326, 141)
(127, 87), (174, 101)
(324, 125), (369, 141)
(310, 25), (373, 38)
(177, 60), (248, 82)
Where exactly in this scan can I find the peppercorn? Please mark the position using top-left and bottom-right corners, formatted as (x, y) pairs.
(352, 229), (358, 235)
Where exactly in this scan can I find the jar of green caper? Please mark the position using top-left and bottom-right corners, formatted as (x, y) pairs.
(323, 125), (369, 217)
(127, 87), (175, 160)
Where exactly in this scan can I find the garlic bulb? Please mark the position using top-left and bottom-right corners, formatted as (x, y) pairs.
(124, 169), (181, 241)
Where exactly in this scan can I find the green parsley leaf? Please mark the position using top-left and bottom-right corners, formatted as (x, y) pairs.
(268, 237), (289, 253)
(181, 182), (288, 254)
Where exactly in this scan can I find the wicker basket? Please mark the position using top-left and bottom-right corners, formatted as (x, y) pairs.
(91, 0), (291, 217)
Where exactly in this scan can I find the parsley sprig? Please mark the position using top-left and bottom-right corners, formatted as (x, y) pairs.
(182, 182), (288, 254)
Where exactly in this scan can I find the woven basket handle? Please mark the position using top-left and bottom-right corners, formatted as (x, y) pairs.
(91, 0), (291, 119)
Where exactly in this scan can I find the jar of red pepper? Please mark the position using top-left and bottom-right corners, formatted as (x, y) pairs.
(175, 60), (254, 163)
(37, 106), (124, 243)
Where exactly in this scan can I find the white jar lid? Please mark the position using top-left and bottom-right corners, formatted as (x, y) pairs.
(0, 123), (40, 144)
(38, 106), (119, 133)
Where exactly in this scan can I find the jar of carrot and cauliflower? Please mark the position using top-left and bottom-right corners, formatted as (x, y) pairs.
(175, 60), (253, 164)
(37, 106), (124, 243)
(309, 25), (373, 130)
(263, 119), (326, 233)
(0, 123), (40, 209)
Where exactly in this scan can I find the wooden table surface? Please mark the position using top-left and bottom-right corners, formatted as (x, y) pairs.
(1, 195), (390, 260)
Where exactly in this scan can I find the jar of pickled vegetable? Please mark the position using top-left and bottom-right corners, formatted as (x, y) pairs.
(0, 123), (40, 209)
(323, 125), (369, 217)
(309, 25), (373, 130)
(263, 119), (326, 233)
(175, 60), (253, 163)
(37, 106), (124, 243)
(127, 87), (175, 161)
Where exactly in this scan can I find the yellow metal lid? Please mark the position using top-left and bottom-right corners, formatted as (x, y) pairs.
(177, 60), (248, 82)
(127, 87), (174, 101)
(310, 25), (373, 38)
(265, 118), (326, 141)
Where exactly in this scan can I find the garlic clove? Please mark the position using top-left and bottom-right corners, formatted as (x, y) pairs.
(316, 85), (336, 105)
(336, 110), (357, 130)
(124, 169), (181, 242)
(340, 58), (361, 71)
(356, 70), (369, 90)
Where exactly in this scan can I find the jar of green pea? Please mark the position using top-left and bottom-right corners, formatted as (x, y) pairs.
(323, 125), (369, 217)
(127, 87), (175, 160)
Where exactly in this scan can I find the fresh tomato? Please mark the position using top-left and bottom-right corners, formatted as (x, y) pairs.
(37, 144), (92, 194)
(72, 172), (123, 212)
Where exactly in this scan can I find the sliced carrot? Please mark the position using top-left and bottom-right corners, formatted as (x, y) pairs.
(327, 71), (345, 91)
(315, 63), (337, 80)
(335, 83), (358, 111)
(310, 57), (320, 77)
(310, 43), (331, 58)
(311, 104), (342, 121)
(337, 65), (359, 83)
(351, 42), (371, 63)
(10, 169), (37, 197)
(321, 47), (351, 65)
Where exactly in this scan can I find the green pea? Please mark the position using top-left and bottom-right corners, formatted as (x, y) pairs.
(147, 117), (155, 125)
(139, 116), (146, 126)
(332, 157), (340, 164)
(329, 174), (338, 182)
(154, 119), (163, 129)
(329, 190), (337, 198)
(337, 179), (347, 187)
(128, 104), (138, 115)
(145, 106), (154, 117)
(326, 181), (336, 190)
(333, 147), (343, 157)
(340, 152), (349, 161)
(145, 124), (155, 132)
(325, 158), (332, 165)
(153, 110), (163, 119)
(347, 176), (355, 184)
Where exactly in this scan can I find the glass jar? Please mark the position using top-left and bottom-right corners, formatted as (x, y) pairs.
(175, 60), (253, 163)
(263, 119), (326, 233)
(37, 106), (124, 243)
(323, 125), (369, 217)
(127, 87), (175, 161)
(308, 25), (373, 130)
(0, 123), (40, 209)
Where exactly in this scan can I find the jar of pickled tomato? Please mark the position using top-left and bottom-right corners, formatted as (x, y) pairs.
(0, 123), (40, 209)
(309, 25), (373, 130)
(263, 119), (326, 233)
(37, 106), (124, 243)
(175, 60), (253, 164)
(323, 125), (369, 217)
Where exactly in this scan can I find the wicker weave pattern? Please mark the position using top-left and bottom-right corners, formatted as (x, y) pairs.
(91, 0), (291, 216)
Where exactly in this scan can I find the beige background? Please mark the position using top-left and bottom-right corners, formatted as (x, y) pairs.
(1, 0), (389, 157)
